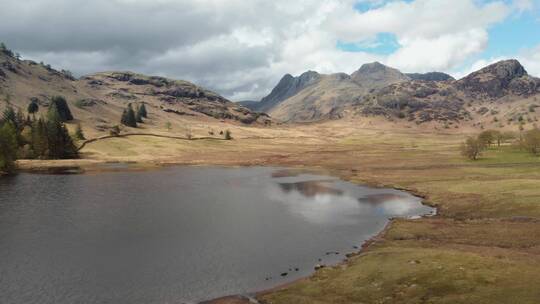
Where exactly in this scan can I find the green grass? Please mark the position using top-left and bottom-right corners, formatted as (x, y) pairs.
(261, 245), (540, 304)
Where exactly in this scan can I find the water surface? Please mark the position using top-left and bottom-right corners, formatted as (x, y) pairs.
(0, 166), (434, 303)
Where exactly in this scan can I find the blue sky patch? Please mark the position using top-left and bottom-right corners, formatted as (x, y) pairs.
(483, 10), (540, 58)
(354, 0), (414, 12)
(337, 33), (400, 55)
(349, 0), (540, 64)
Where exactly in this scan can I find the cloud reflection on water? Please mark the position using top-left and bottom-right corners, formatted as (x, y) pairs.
(269, 179), (424, 224)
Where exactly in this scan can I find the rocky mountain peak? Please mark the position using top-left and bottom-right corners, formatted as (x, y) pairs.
(351, 61), (409, 89)
(298, 70), (320, 80)
(250, 71), (322, 113)
(457, 59), (538, 97)
(355, 61), (388, 74)
(472, 59), (526, 80)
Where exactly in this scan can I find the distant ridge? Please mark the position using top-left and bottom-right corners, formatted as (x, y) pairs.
(406, 72), (454, 82)
(244, 60), (540, 127)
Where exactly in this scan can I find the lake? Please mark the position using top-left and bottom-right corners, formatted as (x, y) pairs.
(0, 166), (434, 303)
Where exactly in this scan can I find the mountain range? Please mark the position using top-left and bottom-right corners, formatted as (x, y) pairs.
(244, 60), (540, 128)
(2, 46), (540, 134)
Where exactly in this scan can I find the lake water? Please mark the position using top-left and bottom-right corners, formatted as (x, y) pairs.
(0, 166), (434, 303)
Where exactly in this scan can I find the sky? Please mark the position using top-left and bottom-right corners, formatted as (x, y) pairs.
(0, 0), (539, 101)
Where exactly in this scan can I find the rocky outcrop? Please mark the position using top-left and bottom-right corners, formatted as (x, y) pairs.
(456, 60), (538, 97)
(362, 80), (470, 123)
(75, 98), (106, 107)
(1, 61), (18, 73)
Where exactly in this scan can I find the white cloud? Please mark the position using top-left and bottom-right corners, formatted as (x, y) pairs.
(518, 44), (540, 77)
(327, 0), (509, 73)
(512, 0), (535, 13)
(0, 0), (528, 100)
(387, 29), (489, 73)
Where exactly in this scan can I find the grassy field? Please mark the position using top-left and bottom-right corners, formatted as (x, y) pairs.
(17, 121), (540, 303)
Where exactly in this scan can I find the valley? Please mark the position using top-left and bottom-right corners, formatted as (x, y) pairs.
(2, 43), (540, 303)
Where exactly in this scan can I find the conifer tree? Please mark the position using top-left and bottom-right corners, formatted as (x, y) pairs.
(138, 103), (147, 118)
(46, 103), (77, 159)
(16, 109), (26, 131)
(2, 106), (16, 125)
(48, 96), (73, 122)
(0, 122), (18, 173)
(31, 118), (48, 158)
(121, 104), (137, 127)
(2, 106), (23, 147)
(28, 100), (39, 117)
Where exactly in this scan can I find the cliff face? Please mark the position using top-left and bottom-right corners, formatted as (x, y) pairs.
(249, 71), (322, 113)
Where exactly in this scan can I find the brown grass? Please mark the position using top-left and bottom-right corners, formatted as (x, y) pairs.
(16, 120), (540, 303)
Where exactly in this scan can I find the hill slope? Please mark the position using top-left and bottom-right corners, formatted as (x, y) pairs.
(0, 51), (270, 137)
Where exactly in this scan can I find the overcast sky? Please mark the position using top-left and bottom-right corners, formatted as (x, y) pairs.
(1, 0), (539, 100)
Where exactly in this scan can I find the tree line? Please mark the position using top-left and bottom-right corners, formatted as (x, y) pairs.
(461, 129), (540, 160)
(0, 96), (82, 174)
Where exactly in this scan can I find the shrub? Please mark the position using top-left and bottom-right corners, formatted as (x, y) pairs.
(461, 136), (486, 160)
(74, 99), (85, 109)
(224, 129), (232, 140)
(109, 125), (121, 137)
(478, 130), (497, 147)
(74, 124), (85, 140)
(522, 129), (540, 156)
